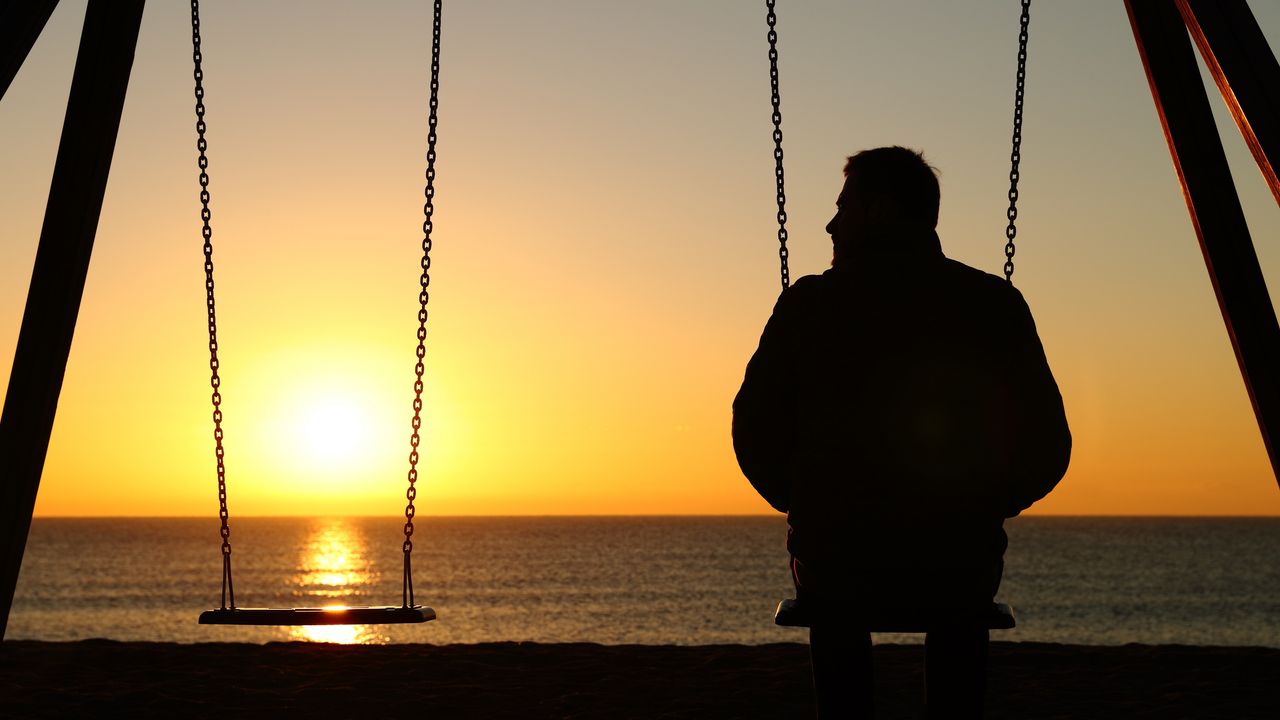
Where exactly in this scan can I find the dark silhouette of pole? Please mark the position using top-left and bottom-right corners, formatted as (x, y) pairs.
(1126, 0), (1280, 489)
(0, 0), (146, 640)
(1178, 0), (1280, 205)
(0, 0), (61, 102)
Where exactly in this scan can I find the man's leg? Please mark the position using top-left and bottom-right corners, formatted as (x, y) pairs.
(809, 621), (873, 719)
(794, 556), (875, 719)
(923, 626), (988, 719)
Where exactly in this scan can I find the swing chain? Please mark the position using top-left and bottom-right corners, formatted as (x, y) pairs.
(766, 0), (790, 291)
(404, 0), (442, 609)
(1004, 0), (1031, 283)
(190, 0), (234, 610)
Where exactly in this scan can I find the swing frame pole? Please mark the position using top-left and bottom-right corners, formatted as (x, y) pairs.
(0, 0), (145, 640)
(1177, 0), (1280, 205)
(1126, 0), (1280, 489)
(0, 0), (60, 102)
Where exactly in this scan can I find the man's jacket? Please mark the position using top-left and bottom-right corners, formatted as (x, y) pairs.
(732, 231), (1070, 577)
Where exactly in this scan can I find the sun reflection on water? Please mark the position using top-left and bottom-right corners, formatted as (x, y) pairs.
(291, 623), (386, 644)
(287, 520), (387, 644)
(296, 522), (374, 597)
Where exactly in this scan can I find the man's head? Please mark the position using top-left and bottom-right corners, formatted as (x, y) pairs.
(826, 146), (940, 262)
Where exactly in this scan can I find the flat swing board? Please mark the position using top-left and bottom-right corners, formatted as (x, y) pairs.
(774, 598), (1015, 632)
(200, 605), (435, 626)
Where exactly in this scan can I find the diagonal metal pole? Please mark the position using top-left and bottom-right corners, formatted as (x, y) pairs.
(0, 0), (146, 640)
(0, 0), (61, 102)
(1178, 0), (1280, 205)
(1126, 0), (1280, 490)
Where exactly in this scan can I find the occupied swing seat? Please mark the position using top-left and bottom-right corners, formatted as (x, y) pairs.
(774, 597), (1015, 631)
(199, 605), (435, 626)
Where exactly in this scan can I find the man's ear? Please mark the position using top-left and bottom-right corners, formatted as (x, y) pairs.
(864, 193), (902, 224)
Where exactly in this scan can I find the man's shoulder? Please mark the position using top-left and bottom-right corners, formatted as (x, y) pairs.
(939, 257), (1009, 287)
(793, 272), (831, 289)
(773, 273), (829, 308)
(937, 257), (1027, 307)
(807, 259), (1013, 292)
(792, 260), (1023, 307)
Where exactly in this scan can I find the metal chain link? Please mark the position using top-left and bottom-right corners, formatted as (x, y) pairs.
(766, 0), (790, 290)
(190, 0), (234, 611)
(1004, 0), (1031, 283)
(404, 0), (442, 609)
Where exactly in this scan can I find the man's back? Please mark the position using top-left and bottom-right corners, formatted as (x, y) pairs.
(733, 236), (1070, 589)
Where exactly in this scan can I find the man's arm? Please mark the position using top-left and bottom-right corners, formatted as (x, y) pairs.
(732, 282), (811, 513)
(1004, 288), (1071, 516)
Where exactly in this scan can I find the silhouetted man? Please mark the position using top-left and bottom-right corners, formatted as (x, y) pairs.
(733, 147), (1070, 719)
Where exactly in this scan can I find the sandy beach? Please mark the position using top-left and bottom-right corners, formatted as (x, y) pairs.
(1, 640), (1276, 718)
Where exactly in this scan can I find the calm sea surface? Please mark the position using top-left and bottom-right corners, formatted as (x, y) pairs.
(7, 516), (1278, 646)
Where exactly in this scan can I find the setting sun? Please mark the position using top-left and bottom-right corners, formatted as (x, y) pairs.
(214, 345), (434, 510)
(293, 395), (380, 472)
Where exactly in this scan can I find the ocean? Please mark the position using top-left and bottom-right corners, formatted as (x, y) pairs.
(7, 516), (1278, 646)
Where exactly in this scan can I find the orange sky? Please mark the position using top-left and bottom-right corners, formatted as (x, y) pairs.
(3, 1), (1280, 516)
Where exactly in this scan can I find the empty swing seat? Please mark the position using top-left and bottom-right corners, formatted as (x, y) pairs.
(199, 605), (435, 626)
(773, 598), (1015, 632)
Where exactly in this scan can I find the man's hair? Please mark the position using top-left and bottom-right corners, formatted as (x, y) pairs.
(844, 146), (940, 228)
